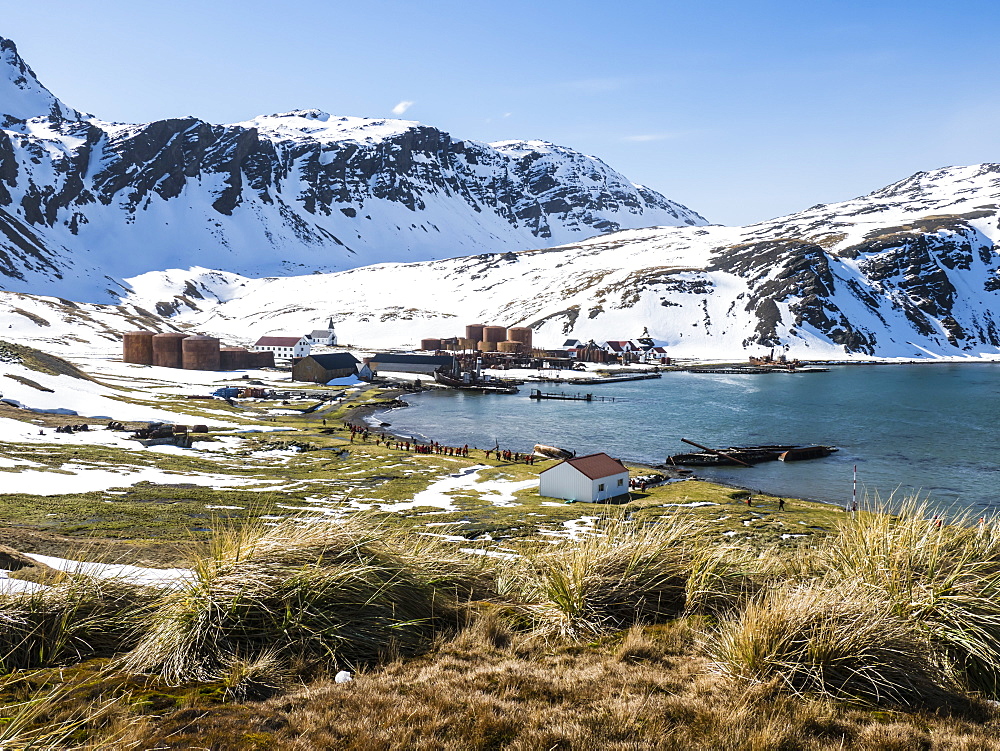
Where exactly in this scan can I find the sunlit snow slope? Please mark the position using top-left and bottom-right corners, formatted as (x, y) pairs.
(117, 164), (1000, 359)
(0, 37), (705, 302)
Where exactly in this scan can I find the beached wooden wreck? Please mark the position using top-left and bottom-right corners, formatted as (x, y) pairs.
(668, 438), (837, 467)
(534, 444), (575, 460)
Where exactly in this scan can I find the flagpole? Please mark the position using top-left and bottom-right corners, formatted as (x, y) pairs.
(852, 464), (857, 516)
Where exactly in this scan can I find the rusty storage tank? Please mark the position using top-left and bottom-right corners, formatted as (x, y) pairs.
(465, 324), (486, 344)
(441, 337), (461, 350)
(252, 350), (275, 368)
(477, 340), (497, 352)
(457, 337), (475, 351)
(152, 332), (188, 368)
(122, 331), (155, 365)
(498, 340), (522, 354)
(420, 338), (442, 351)
(506, 327), (533, 350)
(483, 326), (507, 344)
(182, 335), (221, 371)
(219, 347), (250, 370)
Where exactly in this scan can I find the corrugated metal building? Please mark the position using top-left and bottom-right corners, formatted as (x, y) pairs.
(292, 353), (361, 383)
(366, 353), (457, 376)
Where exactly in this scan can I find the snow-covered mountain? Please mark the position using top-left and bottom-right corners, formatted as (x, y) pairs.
(107, 163), (1000, 359)
(0, 37), (705, 302)
(2, 36), (999, 359)
(3, 163), (999, 359)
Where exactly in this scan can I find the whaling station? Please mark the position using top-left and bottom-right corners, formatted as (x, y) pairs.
(121, 331), (275, 371)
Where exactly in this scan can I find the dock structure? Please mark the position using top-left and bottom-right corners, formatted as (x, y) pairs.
(685, 366), (830, 375)
(529, 372), (662, 386)
(529, 389), (617, 402)
(686, 367), (773, 375)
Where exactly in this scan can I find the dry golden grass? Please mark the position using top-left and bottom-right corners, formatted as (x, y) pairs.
(707, 582), (954, 708)
(123, 619), (1000, 751)
(506, 514), (698, 638)
(7, 505), (1000, 748)
(122, 516), (491, 685)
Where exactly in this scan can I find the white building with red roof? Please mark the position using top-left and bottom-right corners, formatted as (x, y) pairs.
(253, 335), (312, 360)
(538, 452), (630, 503)
(601, 340), (637, 354)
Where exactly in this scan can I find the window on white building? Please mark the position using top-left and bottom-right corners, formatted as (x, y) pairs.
(598, 483), (605, 491)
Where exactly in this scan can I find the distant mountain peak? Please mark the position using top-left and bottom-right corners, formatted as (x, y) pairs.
(0, 37), (85, 124)
(0, 36), (706, 301)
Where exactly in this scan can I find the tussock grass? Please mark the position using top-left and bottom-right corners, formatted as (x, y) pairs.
(508, 514), (699, 638)
(818, 500), (1000, 696)
(708, 582), (952, 708)
(0, 576), (154, 673)
(0, 681), (136, 751)
(122, 516), (492, 684)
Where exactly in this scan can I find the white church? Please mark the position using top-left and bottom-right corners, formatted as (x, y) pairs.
(306, 318), (338, 346)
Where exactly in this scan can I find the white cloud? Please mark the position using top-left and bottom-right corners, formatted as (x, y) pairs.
(391, 100), (415, 116)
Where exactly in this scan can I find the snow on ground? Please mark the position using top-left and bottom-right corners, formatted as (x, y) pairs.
(540, 515), (603, 540)
(25, 553), (192, 586)
(0, 359), (212, 424)
(467, 476), (537, 507)
(376, 465), (484, 512)
(0, 463), (284, 496)
(0, 416), (137, 448)
(0, 572), (49, 594)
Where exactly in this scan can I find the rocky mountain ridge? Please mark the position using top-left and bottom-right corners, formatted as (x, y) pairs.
(104, 162), (1000, 359)
(1, 37), (999, 358)
(0, 37), (705, 302)
(3, 162), (999, 358)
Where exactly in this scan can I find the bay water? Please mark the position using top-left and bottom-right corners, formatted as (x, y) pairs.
(372, 364), (1000, 513)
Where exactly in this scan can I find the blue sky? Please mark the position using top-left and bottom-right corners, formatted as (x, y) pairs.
(6, 0), (1000, 225)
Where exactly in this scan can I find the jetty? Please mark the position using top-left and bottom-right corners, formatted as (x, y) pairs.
(686, 367), (774, 375)
(685, 366), (830, 375)
(529, 389), (618, 402)
(529, 372), (661, 385)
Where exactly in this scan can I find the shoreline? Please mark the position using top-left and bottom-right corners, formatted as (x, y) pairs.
(354, 384), (846, 503)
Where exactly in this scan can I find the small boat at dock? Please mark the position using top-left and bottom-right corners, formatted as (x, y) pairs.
(434, 370), (520, 394)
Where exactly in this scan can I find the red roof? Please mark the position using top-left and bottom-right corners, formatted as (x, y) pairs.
(255, 336), (303, 347)
(542, 452), (628, 480)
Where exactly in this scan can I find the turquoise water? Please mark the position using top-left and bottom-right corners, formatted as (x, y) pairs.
(372, 364), (1000, 512)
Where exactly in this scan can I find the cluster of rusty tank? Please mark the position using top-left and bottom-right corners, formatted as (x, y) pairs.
(122, 331), (275, 371)
(420, 324), (533, 354)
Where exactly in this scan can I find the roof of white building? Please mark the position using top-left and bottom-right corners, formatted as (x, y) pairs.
(541, 452), (628, 480)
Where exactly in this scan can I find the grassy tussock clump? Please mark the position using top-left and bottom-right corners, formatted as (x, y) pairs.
(0, 576), (154, 673)
(819, 501), (1000, 696)
(508, 515), (698, 638)
(123, 517), (492, 684)
(709, 583), (951, 708)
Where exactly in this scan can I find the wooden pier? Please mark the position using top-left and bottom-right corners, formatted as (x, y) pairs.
(528, 389), (617, 402)
(529, 372), (662, 386)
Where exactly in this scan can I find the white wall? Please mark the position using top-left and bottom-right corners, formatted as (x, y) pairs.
(540, 463), (629, 502)
(590, 471), (630, 502)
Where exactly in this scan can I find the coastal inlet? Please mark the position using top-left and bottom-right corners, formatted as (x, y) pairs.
(372, 364), (1000, 513)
